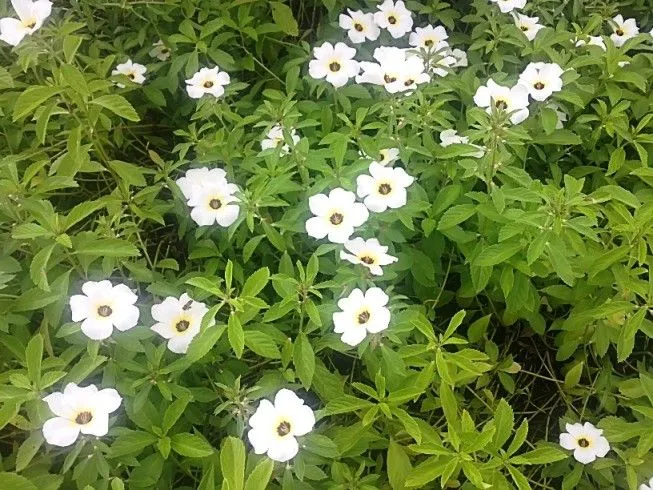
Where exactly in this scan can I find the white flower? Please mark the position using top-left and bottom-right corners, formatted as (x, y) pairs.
(440, 129), (485, 157)
(575, 35), (606, 50)
(376, 147), (400, 165)
(185, 67), (230, 99)
(187, 180), (240, 227)
(357, 47), (429, 93)
(489, 0), (526, 13)
(340, 237), (398, 276)
(176, 167), (228, 201)
(513, 13), (544, 41)
(559, 422), (610, 464)
(69, 280), (140, 340)
(0, 0), (52, 47)
(305, 188), (369, 243)
(42, 383), (122, 447)
(450, 48), (468, 67)
(333, 287), (391, 346)
(374, 0), (413, 39)
(473, 79), (530, 124)
(518, 62), (564, 101)
(247, 389), (315, 462)
(151, 293), (210, 354)
(356, 162), (414, 212)
(339, 9), (380, 43)
(640, 477), (653, 490)
(429, 50), (457, 77)
(149, 40), (171, 61)
(111, 59), (147, 87)
(309, 42), (359, 88)
(610, 15), (638, 47)
(409, 25), (448, 51)
(261, 124), (300, 154)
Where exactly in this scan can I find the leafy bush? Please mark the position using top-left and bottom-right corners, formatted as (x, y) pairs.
(1, 0), (653, 488)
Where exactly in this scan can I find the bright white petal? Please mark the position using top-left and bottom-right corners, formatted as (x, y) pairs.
(42, 417), (80, 447)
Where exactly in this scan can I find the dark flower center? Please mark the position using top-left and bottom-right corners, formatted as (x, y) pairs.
(329, 61), (341, 72)
(277, 421), (291, 436)
(161, 48), (169, 54)
(357, 310), (371, 324)
(424, 39), (434, 47)
(495, 100), (508, 110)
(577, 438), (590, 448)
(404, 79), (414, 86)
(128, 73), (135, 80)
(97, 305), (112, 317)
(534, 82), (544, 90)
(330, 212), (344, 225)
(354, 23), (364, 32)
(75, 411), (93, 425)
(520, 26), (529, 31)
(209, 198), (222, 209)
(204, 80), (214, 88)
(388, 15), (397, 25)
(616, 28), (624, 36)
(378, 183), (392, 195)
(360, 255), (375, 264)
(25, 21), (36, 29)
(176, 320), (190, 332)
(384, 74), (397, 83)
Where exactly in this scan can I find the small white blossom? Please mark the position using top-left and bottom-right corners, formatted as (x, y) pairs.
(261, 125), (300, 154)
(575, 35), (606, 50)
(112, 59), (147, 87)
(559, 422), (610, 464)
(450, 48), (468, 67)
(428, 50), (457, 77)
(69, 281), (140, 340)
(185, 67), (230, 99)
(42, 383), (122, 447)
(409, 25), (448, 51)
(374, 0), (413, 39)
(309, 42), (359, 88)
(473, 79), (530, 124)
(149, 40), (171, 61)
(176, 167), (228, 201)
(305, 188), (369, 243)
(151, 293), (210, 354)
(338, 9), (380, 43)
(356, 162), (414, 212)
(440, 129), (485, 157)
(357, 47), (429, 93)
(518, 62), (564, 101)
(489, 0), (526, 13)
(640, 477), (653, 490)
(333, 287), (391, 346)
(513, 13), (544, 41)
(610, 15), (639, 47)
(0, 0), (52, 47)
(340, 237), (398, 276)
(187, 181), (240, 227)
(247, 389), (315, 462)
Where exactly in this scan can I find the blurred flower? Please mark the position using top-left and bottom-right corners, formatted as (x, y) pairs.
(440, 129), (485, 157)
(376, 147), (400, 165)
(176, 167), (228, 201)
(450, 48), (468, 67)
(610, 15), (638, 47)
(305, 188), (369, 243)
(42, 383), (122, 447)
(309, 41), (359, 88)
(640, 477), (653, 490)
(559, 422), (610, 464)
(187, 180), (240, 227)
(333, 287), (390, 346)
(112, 59), (147, 87)
(513, 13), (544, 41)
(339, 9), (380, 43)
(0, 0), (52, 47)
(518, 62), (564, 101)
(151, 293), (210, 353)
(340, 237), (398, 275)
(575, 35), (606, 50)
(261, 125), (300, 154)
(356, 162), (414, 212)
(489, 0), (526, 13)
(69, 280), (139, 340)
(474, 79), (530, 124)
(374, 0), (413, 38)
(185, 67), (230, 99)
(428, 50), (457, 77)
(247, 389), (315, 462)
(409, 25), (448, 51)
(149, 40), (171, 61)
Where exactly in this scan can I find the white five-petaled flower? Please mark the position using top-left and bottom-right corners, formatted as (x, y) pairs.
(261, 124), (300, 155)
(176, 167), (240, 227)
(151, 293), (210, 354)
(374, 0), (413, 39)
(42, 383), (122, 447)
(518, 62), (564, 101)
(309, 42), (359, 88)
(513, 13), (544, 41)
(489, 0), (526, 13)
(0, 0), (52, 47)
(185, 67), (230, 99)
(69, 281), (140, 340)
(559, 422), (610, 464)
(247, 389), (315, 462)
(338, 9), (380, 43)
(176, 167), (228, 201)
(340, 237), (398, 276)
(440, 129), (485, 157)
(473, 79), (530, 124)
(305, 188), (369, 243)
(356, 162), (414, 212)
(357, 47), (429, 93)
(333, 287), (391, 346)
(149, 40), (171, 61)
(409, 25), (449, 51)
(575, 35), (606, 51)
(610, 15), (639, 47)
(111, 59), (147, 87)
(375, 147), (400, 166)
(640, 477), (653, 490)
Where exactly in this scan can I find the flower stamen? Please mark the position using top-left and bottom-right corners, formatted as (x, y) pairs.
(97, 305), (112, 317)
(75, 411), (93, 425)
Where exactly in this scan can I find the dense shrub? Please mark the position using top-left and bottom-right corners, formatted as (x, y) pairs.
(1, 0), (653, 488)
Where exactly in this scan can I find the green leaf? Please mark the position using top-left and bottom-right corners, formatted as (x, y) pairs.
(64, 200), (106, 230)
(388, 439), (412, 490)
(241, 267), (270, 297)
(15, 431), (44, 471)
(437, 204), (476, 230)
(493, 399), (514, 448)
(170, 433), (214, 457)
(270, 2), (299, 36)
(244, 330), (280, 359)
(535, 129), (582, 145)
(0, 473), (37, 490)
(90, 95), (140, 122)
(74, 237), (140, 257)
(509, 446), (568, 465)
(228, 314), (245, 358)
(107, 160), (147, 187)
(293, 332), (315, 389)
(162, 397), (190, 434)
(563, 362), (583, 391)
(220, 437), (245, 490)
(244, 458), (274, 490)
(110, 430), (158, 457)
(30, 244), (55, 291)
(324, 395), (374, 415)
(617, 308), (645, 361)
(474, 241), (522, 267)
(13, 86), (62, 121)
(25, 334), (43, 385)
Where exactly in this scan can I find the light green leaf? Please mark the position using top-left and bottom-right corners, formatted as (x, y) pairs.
(90, 94), (140, 122)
